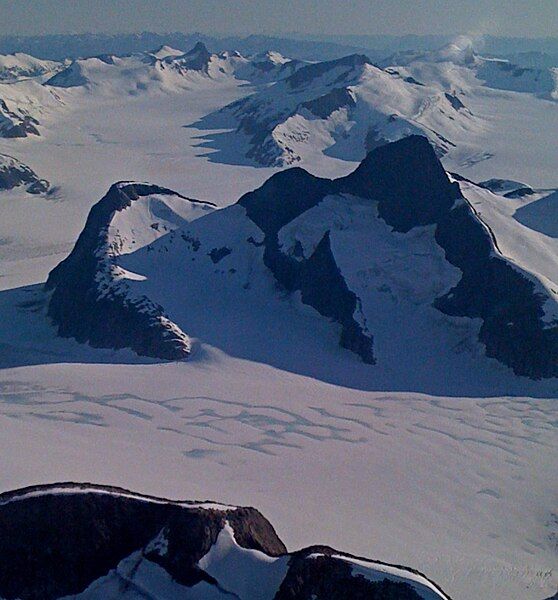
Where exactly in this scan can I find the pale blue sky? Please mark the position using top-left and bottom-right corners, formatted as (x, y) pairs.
(0, 0), (556, 37)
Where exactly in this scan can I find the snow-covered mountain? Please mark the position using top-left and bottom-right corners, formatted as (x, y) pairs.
(0, 482), (450, 600)
(0, 52), (61, 82)
(380, 36), (558, 100)
(45, 136), (558, 379)
(0, 76), (64, 138)
(0, 37), (556, 600)
(476, 58), (558, 98)
(194, 36), (558, 169)
(0, 43), (301, 140)
(198, 52), (479, 167)
(0, 52), (64, 138)
(45, 42), (303, 92)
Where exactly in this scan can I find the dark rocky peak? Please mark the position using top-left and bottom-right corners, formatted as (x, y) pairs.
(186, 41), (211, 57)
(239, 136), (460, 238)
(285, 53), (371, 89)
(238, 167), (333, 236)
(180, 41), (212, 71)
(338, 135), (462, 232)
(44, 60), (88, 88)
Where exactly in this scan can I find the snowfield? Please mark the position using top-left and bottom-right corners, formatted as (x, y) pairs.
(0, 40), (556, 600)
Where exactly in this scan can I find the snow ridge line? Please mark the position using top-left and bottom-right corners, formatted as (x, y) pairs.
(0, 481), (236, 510)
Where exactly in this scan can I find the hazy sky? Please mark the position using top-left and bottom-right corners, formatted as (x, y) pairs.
(0, 0), (556, 38)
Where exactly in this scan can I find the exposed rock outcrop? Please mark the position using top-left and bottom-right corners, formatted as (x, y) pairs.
(0, 482), (451, 600)
(0, 153), (49, 193)
(45, 182), (213, 360)
(0, 99), (40, 138)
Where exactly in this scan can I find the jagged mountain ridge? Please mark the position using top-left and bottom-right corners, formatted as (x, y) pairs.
(45, 136), (558, 379)
(45, 42), (303, 91)
(0, 482), (451, 600)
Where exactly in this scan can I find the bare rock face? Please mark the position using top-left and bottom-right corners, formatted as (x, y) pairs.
(44, 182), (210, 360)
(275, 548), (426, 600)
(238, 135), (463, 366)
(180, 41), (212, 71)
(0, 483), (451, 600)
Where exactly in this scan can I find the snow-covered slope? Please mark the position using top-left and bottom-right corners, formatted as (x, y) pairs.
(45, 136), (558, 380)
(198, 53), (479, 166)
(476, 58), (558, 98)
(0, 77), (63, 138)
(201, 39), (557, 171)
(0, 482), (451, 600)
(0, 43), (303, 141)
(380, 36), (558, 100)
(0, 40), (555, 600)
(0, 52), (62, 82)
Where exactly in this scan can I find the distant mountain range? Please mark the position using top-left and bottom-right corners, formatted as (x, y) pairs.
(0, 32), (373, 62)
(195, 36), (556, 168)
(0, 31), (557, 65)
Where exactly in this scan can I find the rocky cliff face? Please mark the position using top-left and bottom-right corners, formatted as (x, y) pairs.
(45, 182), (213, 360)
(240, 135), (558, 377)
(0, 483), (451, 600)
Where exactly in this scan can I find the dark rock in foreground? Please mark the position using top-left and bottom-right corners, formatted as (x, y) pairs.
(0, 482), (451, 600)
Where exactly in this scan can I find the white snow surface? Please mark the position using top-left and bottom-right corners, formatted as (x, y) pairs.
(60, 520), (447, 599)
(199, 523), (290, 599)
(0, 44), (556, 600)
(0, 52), (62, 82)
(63, 550), (229, 599)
